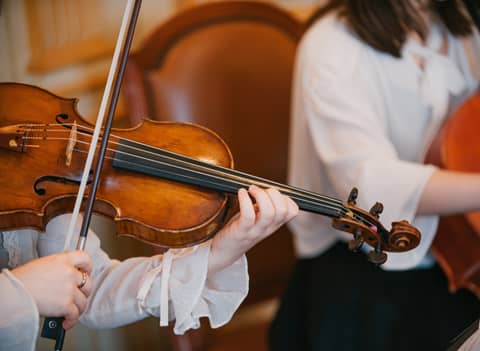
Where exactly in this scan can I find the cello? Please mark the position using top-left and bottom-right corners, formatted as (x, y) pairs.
(427, 92), (480, 299)
(422, 0), (480, 300)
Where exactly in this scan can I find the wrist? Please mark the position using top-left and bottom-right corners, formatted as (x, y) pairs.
(207, 246), (225, 276)
(207, 244), (244, 276)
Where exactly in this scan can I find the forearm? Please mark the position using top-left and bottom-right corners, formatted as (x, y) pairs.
(80, 256), (150, 328)
(418, 169), (480, 215)
(39, 215), (248, 333)
(81, 243), (248, 334)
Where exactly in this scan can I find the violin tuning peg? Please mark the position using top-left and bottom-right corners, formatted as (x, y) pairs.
(369, 202), (383, 218)
(367, 248), (388, 266)
(348, 237), (364, 252)
(347, 187), (358, 205)
(348, 229), (364, 252)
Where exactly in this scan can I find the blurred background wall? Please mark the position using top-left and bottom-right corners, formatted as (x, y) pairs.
(0, 0), (321, 124)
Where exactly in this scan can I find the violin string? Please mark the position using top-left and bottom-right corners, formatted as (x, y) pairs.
(20, 124), (344, 208)
(18, 124), (378, 228)
(100, 125), (343, 207)
(20, 125), (375, 227)
(107, 135), (375, 224)
(18, 125), (337, 209)
(37, 135), (349, 217)
(69, 139), (347, 217)
(84, 144), (377, 228)
(70, 146), (354, 220)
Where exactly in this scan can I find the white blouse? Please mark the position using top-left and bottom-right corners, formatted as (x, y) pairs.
(0, 214), (248, 351)
(288, 14), (480, 270)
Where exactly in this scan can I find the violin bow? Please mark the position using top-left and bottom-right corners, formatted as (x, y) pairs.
(40, 1), (142, 350)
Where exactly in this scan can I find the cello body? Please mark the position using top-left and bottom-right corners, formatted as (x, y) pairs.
(427, 92), (480, 298)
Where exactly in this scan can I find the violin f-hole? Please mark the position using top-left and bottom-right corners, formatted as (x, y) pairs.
(33, 172), (93, 195)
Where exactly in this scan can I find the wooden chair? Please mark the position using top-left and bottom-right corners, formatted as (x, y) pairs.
(122, 1), (304, 350)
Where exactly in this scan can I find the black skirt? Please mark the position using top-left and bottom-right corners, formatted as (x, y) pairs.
(269, 242), (479, 351)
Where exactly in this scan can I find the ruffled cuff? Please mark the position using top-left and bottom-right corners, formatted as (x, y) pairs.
(0, 269), (39, 350)
(137, 241), (248, 335)
(372, 163), (438, 270)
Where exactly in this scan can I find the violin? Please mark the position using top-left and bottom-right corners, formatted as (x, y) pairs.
(426, 92), (480, 299)
(0, 82), (421, 264)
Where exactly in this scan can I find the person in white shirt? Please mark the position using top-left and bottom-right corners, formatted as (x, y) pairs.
(0, 185), (298, 351)
(269, 1), (480, 350)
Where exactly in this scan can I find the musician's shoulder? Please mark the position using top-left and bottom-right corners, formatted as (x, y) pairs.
(300, 13), (367, 77)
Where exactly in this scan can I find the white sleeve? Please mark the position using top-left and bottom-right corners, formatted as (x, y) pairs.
(300, 51), (438, 269)
(37, 214), (248, 334)
(458, 321), (480, 351)
(0, 269), (39, 351)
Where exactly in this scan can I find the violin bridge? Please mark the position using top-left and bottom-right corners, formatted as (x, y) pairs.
(65, 121), (77, 166)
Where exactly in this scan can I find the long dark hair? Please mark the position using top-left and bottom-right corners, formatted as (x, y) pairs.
(307, 0), (476, 57)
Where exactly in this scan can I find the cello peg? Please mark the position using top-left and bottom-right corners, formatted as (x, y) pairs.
(369, 202), (383, 218)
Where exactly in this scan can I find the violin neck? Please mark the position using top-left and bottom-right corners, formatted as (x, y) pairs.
(112, 138), (345, 218)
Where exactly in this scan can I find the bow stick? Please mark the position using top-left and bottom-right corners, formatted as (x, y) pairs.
(41, 1), (142, 350)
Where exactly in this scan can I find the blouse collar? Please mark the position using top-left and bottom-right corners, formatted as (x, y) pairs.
(401, 22), (472, 122)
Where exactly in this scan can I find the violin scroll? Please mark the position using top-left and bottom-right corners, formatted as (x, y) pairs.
(332, 188), (421, 265)
(388, 220), (422, 251)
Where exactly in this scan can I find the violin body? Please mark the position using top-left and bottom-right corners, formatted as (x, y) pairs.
(0, 82), (232, 247)
(0, 82), (421, 258)
(427, 91), (480, 298)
